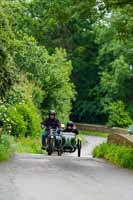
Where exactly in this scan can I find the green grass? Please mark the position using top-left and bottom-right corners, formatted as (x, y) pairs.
(0, 135), (15, 161)
(15, 136), (45, 154)
(80, 130), (108, 138)
(93, 142), (133, 169)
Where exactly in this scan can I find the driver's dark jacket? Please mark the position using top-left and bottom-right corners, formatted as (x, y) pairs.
(41, 118), (60, 130)
(63, 128), (79, 135)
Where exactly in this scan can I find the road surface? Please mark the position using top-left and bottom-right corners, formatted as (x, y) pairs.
(0, 136), (133, 200)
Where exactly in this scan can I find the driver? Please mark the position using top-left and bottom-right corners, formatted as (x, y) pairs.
(41, 110), (60, 149)
(63, 121), (79, 135)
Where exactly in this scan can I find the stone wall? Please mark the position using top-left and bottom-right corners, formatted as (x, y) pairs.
(75, 123), (127, 134)
(108, 133), (133, 147)
(76, 123), (133, 147)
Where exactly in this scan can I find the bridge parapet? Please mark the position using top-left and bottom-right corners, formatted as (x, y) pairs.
(75, 123), (127, 134)
(76, 123), (133, 147)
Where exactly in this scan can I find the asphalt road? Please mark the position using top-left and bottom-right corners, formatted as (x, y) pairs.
(0, 136), (133, 200)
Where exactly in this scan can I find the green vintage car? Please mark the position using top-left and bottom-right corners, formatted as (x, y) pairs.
(61, 132), (82, 157)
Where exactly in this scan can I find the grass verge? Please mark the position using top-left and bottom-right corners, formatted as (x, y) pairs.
(93, 142), (133, 169)
(80, 130), (108, 138)
(15, 136), (45, 154)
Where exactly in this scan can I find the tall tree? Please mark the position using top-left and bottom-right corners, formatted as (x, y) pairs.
(94, 0), (133, 125)
(11, 0), (103, 123)
(0, 1), (15, 99)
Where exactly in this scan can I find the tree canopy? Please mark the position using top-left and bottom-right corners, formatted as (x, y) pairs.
(0, 0), (133, 130)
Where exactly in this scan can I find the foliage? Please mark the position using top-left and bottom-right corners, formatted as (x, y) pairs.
(0, 0), (133, 131)
(0, 134), (14, 161)
(16, 101), (41, 137)
(13, 0), (133, 125)
(0, 0), (133, 161)
(107, 101), (132, 127)
(0, 101), (41, 137)
(0, 1), (16, 99)
(0, 0), (75, 128)
(9, 0), (100, 123)
(15, 136), (44, 154)
(13, 34), (75, 121)
(93, 143), (133, 169)
(0, 0), (75, 164)
(6, 74), (44, 110)
(94, 1), (133, 125)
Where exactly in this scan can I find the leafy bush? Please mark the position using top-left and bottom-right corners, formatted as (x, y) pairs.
(6, 74), (44, 109)
(6, 106), (27, 137)
(0, 134), (14, 161)
(0, 2), (16, 99)
(93, 143), (133, 169)
(0, 101), (41, 137)
(107, 101), (132, 128)
(16, 101), (41, 137)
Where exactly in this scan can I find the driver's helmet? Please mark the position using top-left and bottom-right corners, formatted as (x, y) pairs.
(67, 121), (74, 129)
(49, 110), (56, 116)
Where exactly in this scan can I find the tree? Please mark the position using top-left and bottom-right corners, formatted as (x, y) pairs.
(1, 0), (133, 127)
(0, 1), (16, 99)
(11, 0), (102, 123)
(14, 34), (74, 120)
(94, 1), (133, 125)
